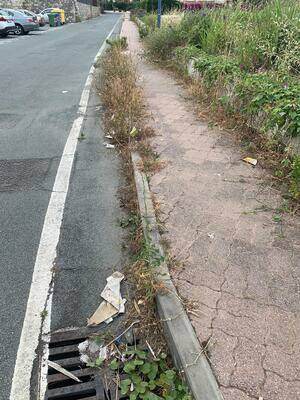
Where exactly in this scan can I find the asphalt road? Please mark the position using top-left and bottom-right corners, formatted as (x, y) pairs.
(0, 14), (125, 399)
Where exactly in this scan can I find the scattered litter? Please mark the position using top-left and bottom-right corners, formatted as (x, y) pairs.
(207, 233), (215, 240)
(129, 127), (138, 137)
(79, 321), (140, 367)
(62, 90), (68, 94)
(146, 340), (157, 360)
(243, 157), (257, 166)
(95, 106), (102, 111)
(87, 271), (126, 326)
(101, 271), (124, 309)
(78, 339), (108, 366)
(79, 353), (91, 364)
(259, 397), (264, 400)
(133, 299), (141, 314)
(47, 360), (81, 383)
(87, 301), (119, 326)
(105, 320), (140, 348)
(103, 143), (115, 149)
(105, 134), (113, 139)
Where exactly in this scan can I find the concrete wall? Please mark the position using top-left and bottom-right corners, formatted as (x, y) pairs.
(0, 0), (100, 22)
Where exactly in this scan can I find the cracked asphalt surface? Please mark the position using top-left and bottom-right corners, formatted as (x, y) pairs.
(124, 20), (300, 400)
(0, 14), (124, 399)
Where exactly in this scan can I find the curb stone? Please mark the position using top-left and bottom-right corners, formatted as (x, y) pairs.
(131, 152), (223, 400)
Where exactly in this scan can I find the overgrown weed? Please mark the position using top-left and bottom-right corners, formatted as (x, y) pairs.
(97, 38), (167, 348)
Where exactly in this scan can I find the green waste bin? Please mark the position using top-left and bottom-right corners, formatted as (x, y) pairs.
(48, 13), (55, 27)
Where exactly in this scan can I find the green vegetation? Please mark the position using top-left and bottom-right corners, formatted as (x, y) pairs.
(110, 349), (191, 399)
(105, 0), (180, 13)
(141, 0), (300, 199)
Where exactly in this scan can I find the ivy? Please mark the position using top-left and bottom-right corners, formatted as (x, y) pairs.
(237, 73), (300, 137)
(178, 47), (300, 138)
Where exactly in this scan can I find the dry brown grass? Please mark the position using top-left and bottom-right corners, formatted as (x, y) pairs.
(97, 41), (167, 351)
(98, 43), (148, 147)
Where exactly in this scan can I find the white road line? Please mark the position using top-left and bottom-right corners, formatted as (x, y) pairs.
(9, 15), (122, 400)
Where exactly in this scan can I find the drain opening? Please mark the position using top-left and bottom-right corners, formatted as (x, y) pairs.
(44, 327), (122, 400)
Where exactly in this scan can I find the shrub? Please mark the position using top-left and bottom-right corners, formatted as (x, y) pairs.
(144, 24), (184, 60)
(236, 74), (300, 137)
(290, 156), (300, 199)
(193, 52), (241, 84)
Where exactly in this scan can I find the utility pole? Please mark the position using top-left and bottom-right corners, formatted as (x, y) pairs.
(157, 0), (161, 28)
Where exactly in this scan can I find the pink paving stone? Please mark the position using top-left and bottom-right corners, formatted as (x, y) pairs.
(230, 338), (265, 398)
(208, 330), (238, 387)
(264, 344), (300, 381)
(221, 387), (256, 400)
(263, 371), (300, 400)
(121, 17), (300, 400)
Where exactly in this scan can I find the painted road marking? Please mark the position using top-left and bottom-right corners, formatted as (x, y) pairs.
(9, 15), (122, 400)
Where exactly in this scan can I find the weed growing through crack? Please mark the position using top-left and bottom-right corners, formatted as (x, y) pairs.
(78, 131), (86, 141)
(40, 310), (48, 320)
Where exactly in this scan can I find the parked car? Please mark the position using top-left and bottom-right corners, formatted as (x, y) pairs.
(1, 8), (39, 35)
(39, 9), (50, 24)
(39, 9), (49, 24)
(19, 9), (46, 27)
(0, 9), (16, 36)
(40, 8), (65, 24)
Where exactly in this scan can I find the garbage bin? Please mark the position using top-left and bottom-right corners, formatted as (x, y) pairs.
(54, 13), (61, 26)
(51, 8), (65, 24)
(48, 13), (55, 27)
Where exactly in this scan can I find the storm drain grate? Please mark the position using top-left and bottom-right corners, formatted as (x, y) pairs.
(45, 326), (125, 400)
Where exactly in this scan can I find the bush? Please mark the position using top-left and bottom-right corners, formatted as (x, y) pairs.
(236, 74), (300, 137)
(193, 52), (241, 84)
(144, 24), (184, 60)
(290, 156), (300, 199)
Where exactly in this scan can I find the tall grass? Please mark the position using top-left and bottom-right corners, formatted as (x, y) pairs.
(99, 41), (148, 145)
(145, 0), (300, 74)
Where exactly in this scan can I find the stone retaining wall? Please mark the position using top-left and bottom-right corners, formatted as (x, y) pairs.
(0, 0), (100, 22)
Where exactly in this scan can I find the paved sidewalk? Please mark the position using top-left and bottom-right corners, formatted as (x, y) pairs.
(122, 18), (300, 400)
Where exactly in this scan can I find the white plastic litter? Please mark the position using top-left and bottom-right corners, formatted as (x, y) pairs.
(87, 271), (126, 326)
(48, 360), (81, 383)
(103, 143), (115, 149)
(78, 341), (107, 365)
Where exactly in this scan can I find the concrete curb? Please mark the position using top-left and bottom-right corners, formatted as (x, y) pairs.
(131, 152), (223, 400)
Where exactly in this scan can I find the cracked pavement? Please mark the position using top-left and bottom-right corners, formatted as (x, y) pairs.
(123, 20), (300, 400)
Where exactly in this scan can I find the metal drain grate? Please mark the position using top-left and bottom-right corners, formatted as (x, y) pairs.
(45, 326), (108, 400)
